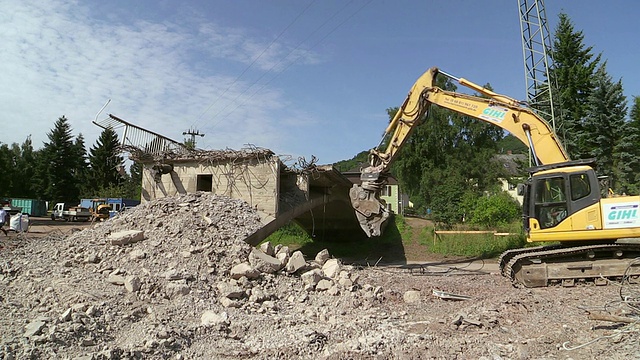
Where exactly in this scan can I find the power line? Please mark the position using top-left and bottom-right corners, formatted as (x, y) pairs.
(183, 128), (205, 148)
(190, 0), (317, 129)
(205, 0), (372, 132)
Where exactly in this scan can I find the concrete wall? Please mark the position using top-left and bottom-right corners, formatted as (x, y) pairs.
(141, 157), (281, 217)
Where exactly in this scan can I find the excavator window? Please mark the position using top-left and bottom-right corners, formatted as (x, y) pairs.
(570, 173), (591, 201)
(534, 176), (568, 229)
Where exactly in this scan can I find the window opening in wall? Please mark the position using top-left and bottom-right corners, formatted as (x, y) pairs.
(197, 174), (213, 192)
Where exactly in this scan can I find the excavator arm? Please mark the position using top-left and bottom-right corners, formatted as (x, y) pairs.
(351, 67), (569, 237)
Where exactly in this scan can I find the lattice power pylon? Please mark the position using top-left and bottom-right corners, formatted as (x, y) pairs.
(518, 0), (556, 130)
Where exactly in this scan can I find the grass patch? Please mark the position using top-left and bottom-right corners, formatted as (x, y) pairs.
(262, 216), (531, 261)
(262, 216), (408, 263)
(427, 232), (526, 258)
(414, 222), (527, 258)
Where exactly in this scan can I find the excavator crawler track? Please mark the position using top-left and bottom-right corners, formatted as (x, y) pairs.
(497, 244), (562, 276)
(501, 244), (640, 287)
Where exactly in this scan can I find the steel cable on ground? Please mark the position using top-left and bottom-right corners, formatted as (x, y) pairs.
(620, 257), (640, 312)
(190, 0), (317, 129)
(563, 257), (640, 351)
(204, 0), (372, 133)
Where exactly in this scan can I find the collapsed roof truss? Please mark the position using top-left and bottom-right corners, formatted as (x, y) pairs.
(93, 114), (191, 158)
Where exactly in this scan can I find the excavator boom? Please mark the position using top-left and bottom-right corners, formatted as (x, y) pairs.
(353, 66), (640, 288)
(352, 67), (568, 237)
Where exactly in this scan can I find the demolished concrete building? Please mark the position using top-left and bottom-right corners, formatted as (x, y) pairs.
(94, 114), (367, 243)
(127, 145), (366, 244)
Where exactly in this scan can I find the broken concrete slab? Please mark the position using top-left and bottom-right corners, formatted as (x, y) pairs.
(108, 230), (145, 245)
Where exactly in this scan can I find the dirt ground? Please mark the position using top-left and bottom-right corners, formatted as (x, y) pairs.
(1, 199), (640, 359)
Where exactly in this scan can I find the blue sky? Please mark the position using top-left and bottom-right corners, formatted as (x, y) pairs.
(1, 1), (638, 165)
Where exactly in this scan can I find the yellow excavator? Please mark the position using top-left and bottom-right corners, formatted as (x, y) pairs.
(87, 199), (112, 222)
(350, 67), (640, 287)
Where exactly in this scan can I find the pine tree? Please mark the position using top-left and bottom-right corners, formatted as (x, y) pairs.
(73, 134), (90, 196)
(617, 96), (640, 194)
(40, 116), (84, 203)
(21, 137), (38, 198)
(549, 13), (601, 159)
(121, 161), (143, 200)
(88, 127), (124, 192)
(580, 64), (627, 190)
(9, 137), (37, 198)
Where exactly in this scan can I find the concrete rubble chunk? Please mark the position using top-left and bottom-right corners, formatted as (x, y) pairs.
(217, 282), (245, 299)
(165, 283), (190, 298)
(274, 244), (287, 255)
(60, 308), (72, 322)
(327, 285), (340, 296)
(249, 287), (270, 303)
(72, 303), (88, 312)
(107, 274), (126, 285)
(322, 258), (341, 279)
(285, 251), (306, 274)
(162, 269), (184, 281)
(315, 249), (331, 265)
(84, 253), (100, 264)
(248, 248), (283, 274)
(124, 275), (142, 292)
(201, 311), (229, 327)
(23, 318), (46, 338)
(301, 269), (324, 286)
(230, 263), (260, 280)
(338, 277), (353, 287)
(403, 290), (422, 304)
(316, 279), (333, 291)
(276, 251), (290, 266)
(220, 297), (241, 308)
(259, 241), (275, 256)
(109, 230), (145, 245)
(129, 249), (147, 260)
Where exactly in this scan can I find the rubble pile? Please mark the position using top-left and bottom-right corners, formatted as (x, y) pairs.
(1, 192), (639, 359)
(0, 193), (413, 359)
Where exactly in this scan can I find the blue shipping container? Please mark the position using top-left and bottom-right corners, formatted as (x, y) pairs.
(106, 198), (140, 212)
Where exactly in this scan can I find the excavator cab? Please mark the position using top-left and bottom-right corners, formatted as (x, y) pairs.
(523, 160), (601, 239)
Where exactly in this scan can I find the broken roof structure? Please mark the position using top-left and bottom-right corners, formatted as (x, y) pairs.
(93, 114), (366, 244)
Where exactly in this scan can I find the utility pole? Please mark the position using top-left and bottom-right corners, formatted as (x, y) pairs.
(183, 128), (205, 148)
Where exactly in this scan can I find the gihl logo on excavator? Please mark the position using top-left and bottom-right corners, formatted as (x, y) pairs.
(480, 106), (507, 123)
(607, 208), (638, 221)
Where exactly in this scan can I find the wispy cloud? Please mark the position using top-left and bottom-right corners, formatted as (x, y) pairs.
(0, 0), (321, 156)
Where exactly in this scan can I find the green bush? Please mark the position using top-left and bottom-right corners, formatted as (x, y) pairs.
(469, 192), (521, 228)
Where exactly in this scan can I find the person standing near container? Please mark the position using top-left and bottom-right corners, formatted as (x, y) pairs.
(0, 207), (7, 236)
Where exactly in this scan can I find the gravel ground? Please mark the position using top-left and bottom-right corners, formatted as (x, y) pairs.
(1, 192), (639, 359)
